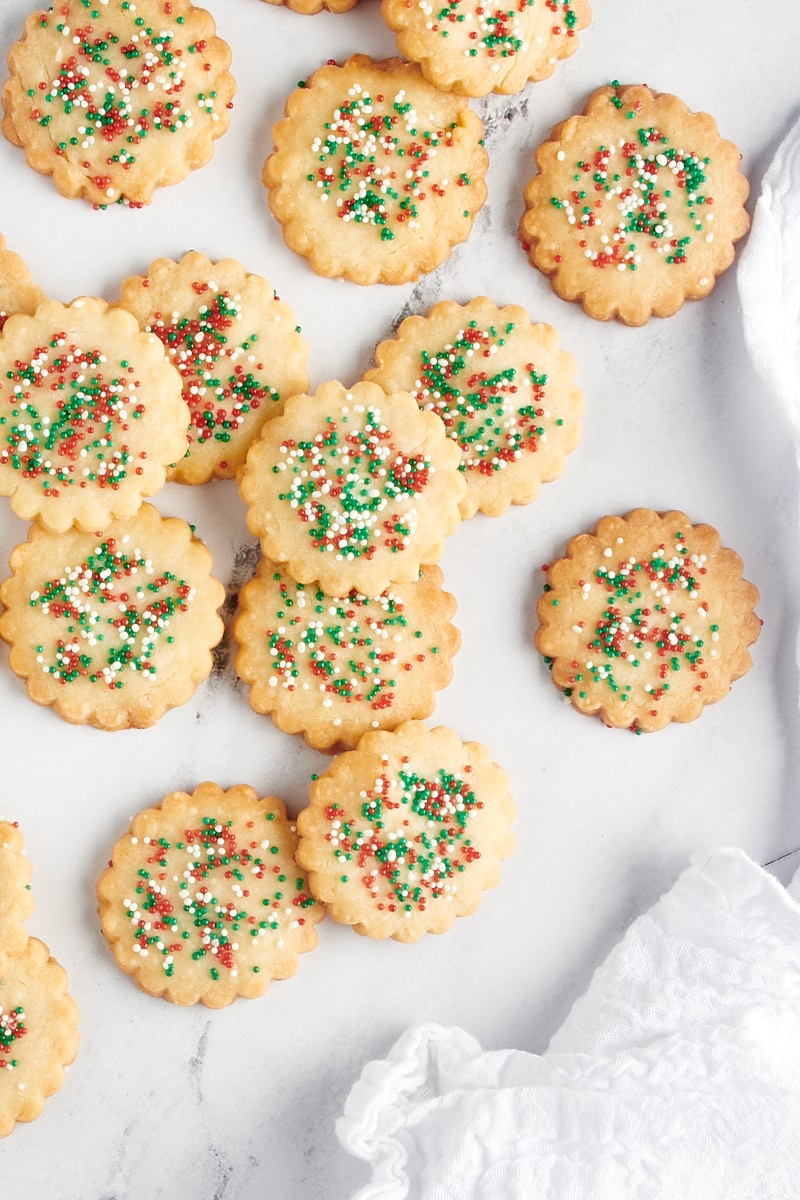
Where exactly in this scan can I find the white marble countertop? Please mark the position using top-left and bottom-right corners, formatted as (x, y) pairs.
(1, 1), (799, 1196)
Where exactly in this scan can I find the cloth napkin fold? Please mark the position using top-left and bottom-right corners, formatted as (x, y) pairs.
(738, 109), (800, 440)
(338, 848), (800, 1199)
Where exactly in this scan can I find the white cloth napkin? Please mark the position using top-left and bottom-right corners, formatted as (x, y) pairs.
(738, 110), (800, 440)
(338, 848), (800, 1199)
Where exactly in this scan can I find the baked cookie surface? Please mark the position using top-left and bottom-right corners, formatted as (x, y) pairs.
(0, 504), (225, 730)
(260, 0), (358, 12)
(263, 55), (488, 285)
(0, 298), (188, 532)
(365, 297), (583, 518)
(0, 822), (34, 969)
(535, 509), (761, 732)
(233, 557), (460, 752)
(296, 721), (515, 941)
(97, 783), (323, 1007)
(239, 380), (466, 596)
(1, 0), (234, 208)
(0, 937), (80, 1139)
(0, 236), (45, 336)
(117, 253), (309, 484)
(519, 83), (750, 324)
(381, 0), (591, 98)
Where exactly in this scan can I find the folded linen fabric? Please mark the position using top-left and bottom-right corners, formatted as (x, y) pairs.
(338, 848), (800, 1199)
(738, 109), (800, 441)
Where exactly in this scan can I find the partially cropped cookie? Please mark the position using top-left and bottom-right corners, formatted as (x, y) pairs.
(365, 297), (583, 518)
(0, 298), (188, 532)
(233, 557), (460, 752)
(116, 253), (309, 483)
(263, 55), (488, 285)
(97, 783), (324, 1007)
(239, 380), (466, 595)
(519, 83), (750, 324)
(0, 504), (225, 730)
(2, 0), (235, 208)
(381, 0), (591, 98)
(297, 722), (514, 941)
(260, 0), (358, 11)
(0, 236), (45, 335)
(0, 822), (34, 968)
(535, 509), (761, 732)
(0, 937), (80, 1138)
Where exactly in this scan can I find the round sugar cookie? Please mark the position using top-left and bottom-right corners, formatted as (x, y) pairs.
(518, 83), (751, 325)
(0, 298), (188, 533)
(96, 783), (324, 1007)
(0, 938), (79, 1139)
(116, 252), (309, 483)
(238, 380), (466, 596)
(0, 505), (225, 730)
(233, 557), (461, 752)
(0, 236), (45, 336)
(0, 822), (34, 970)
(364, 297), (583, 518)
(1, 0), (235, 209)
(296, 721), (515, 942)
(381, 0), (592, 98)
(263, 55), (488, 285)
(535, 509), (761, 732)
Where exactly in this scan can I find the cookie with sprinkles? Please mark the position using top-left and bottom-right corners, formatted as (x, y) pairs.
(233, 557), (461, 752)
(238, 380), (466, 596)
(518, 83), (750, 324)
(381, 0), (591, 99)
(263, 55), (488, 285)
(1, 0), (235, 209)
(0, 297), (189, 533)
(535, 509), (761, 732)
(0, 822), (34, 969)
(0, 236), (45, 337)
(296, 721), (515, 941)
(0, 936), (80, 1138)
(0, 503), (225, 730)
(259, 0), (359, 13)
(364, 297), (583, 518)
(96, 782), (324, 1007)
(116, 252), (309, 484)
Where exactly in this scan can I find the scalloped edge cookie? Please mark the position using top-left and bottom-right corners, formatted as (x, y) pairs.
(1, 0), (235, 208)
(0, 822), (34, 971)
(364, 296), (583, 518)
(535, 508), (761, 732)
(0, 297), (188, 532)
(296, 720), (515, 942)
(233, 556), (461, 752)
(0, 236), (45, 336)
(518, 83), (751, 325)
(97, 782), (324, 1007)
(0, 504), (225, 730)
(116, 252), (309, 484)
(263, 55), (488, 285)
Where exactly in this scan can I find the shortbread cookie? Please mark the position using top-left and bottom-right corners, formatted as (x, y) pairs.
(96, 783), (324, 1007)
(519, 83), (751, 325)
(381, 0), (591, 98)
(239, 380), (466, 595)
(0, 823), (34, 968)
(0, 298), (188, 533)
(233, 557), (461, 752)
(0, 504), (225, 730)
(0, 236), (45, 336)
(535, 509), (761, 732)
(2, 0), (234, 209)
(297, 721), (515, 941)
(365, 297), (583, 518)
(263, 55), (488, 285)
(117, 253), (309, 483)
(260, 0), (358, 11)
(0, 937), (80, 1138)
